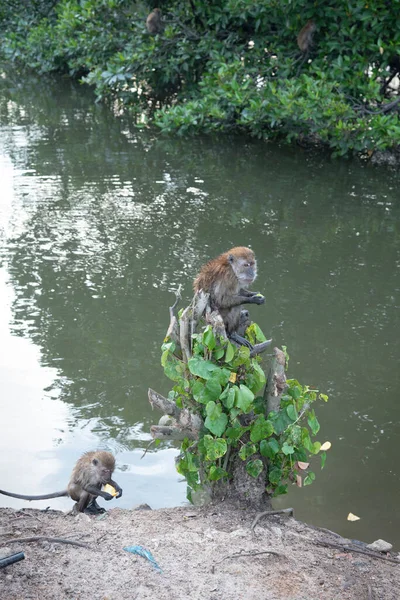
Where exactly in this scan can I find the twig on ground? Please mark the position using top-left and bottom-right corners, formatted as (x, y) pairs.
(0, 536), (90, 549)
(314, 540), (400, 565)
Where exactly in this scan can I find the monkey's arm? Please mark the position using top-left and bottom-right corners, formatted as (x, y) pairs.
(218, 293), (265, 309)
(239, 289), (261, 297)
(109, 479), (123, 498)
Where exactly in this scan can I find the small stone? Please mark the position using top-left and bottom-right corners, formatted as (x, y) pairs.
(6, 574), (13, 581)
(132, 503), (152, 511)
(366, 539), (393, 553)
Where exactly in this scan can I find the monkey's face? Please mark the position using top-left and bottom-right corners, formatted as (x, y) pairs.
(92, 457), (114, 483)
(233, 257), (257, 286)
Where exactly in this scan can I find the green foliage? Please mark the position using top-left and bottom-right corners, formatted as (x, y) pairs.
(162, 323), (328, 501)
(1, 0), (399, 156)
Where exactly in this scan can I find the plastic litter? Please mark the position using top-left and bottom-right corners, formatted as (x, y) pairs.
(123, 545), (162, 573)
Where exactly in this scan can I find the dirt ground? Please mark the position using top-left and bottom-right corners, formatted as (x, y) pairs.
(0, 504), (399, 600)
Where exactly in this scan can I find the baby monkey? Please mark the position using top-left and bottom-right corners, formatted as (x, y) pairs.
(0, 450), (122, 515)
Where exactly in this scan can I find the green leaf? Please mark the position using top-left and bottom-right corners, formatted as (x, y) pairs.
(214, 347), (225, 360)
(221, 386), (235, 409)
(250, 415), (274, 443)
(188, 357), (220, 379)
(260, 439), (279, 459)
(235, 384), (254, 413)
(203, 327), (216, 350)
(203, 435), (227, 461)
(304, 471), (316, 486)
(225, 424), (247, 441)
(225, 341), (235, 363)
(246, 459), (263, 478)
(204, 413), (228, 437)
(204, 401), (228, 436)
(301, 428), (314, 453)
(286, 405), (298, 421)
(209, 465), (228, 481)
(320, 451), (327, 469)
(308, 411), (320, 435)
(320, 393), (329, 402)
(281, 443), (295, 455)
(268, 466), (282, 485)
(238, 442), (257, 460)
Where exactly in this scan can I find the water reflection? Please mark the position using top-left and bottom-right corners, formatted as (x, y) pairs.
(0, 69), (399, 542)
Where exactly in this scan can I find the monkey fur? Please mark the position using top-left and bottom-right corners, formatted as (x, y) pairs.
(0, 450), (122, 515)
(297, 20), (316, 53)
(146, 8), (163, 35)
(194, 247), (265, 348)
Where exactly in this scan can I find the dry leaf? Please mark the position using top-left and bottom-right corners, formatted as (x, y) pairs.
(296, 474), (302, 488)
(347, 512), (360, 521)
(320, 441), (332, 451)
(229, 372), (237, 383)
(297, 461), (309, 470)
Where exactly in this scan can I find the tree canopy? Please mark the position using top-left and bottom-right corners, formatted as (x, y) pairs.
(1, 0), (400, 157)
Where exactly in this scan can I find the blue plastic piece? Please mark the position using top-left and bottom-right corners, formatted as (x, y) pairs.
(123, 545), (163, 573)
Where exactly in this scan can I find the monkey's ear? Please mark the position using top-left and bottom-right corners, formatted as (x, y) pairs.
(92, 458), (99, 466)
(228, 254), (234, 263)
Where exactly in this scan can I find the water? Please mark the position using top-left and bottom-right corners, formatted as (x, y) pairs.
(0, 70), (399, 546)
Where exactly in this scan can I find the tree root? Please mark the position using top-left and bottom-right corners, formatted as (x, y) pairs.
(251, 507), (294, 531)
(314, 539), (400, 565)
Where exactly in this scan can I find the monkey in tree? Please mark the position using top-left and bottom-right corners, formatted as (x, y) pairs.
(0, 451), (122, 515)
(297, 20), (316, 53)
(146, 8), (163, 34)
(194, 247), (266, 348)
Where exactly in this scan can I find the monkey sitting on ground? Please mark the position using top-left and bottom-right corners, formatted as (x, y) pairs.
(0, 451), (122, 515)
(146, 8), (163, 35)
(194, 247), (266, 349)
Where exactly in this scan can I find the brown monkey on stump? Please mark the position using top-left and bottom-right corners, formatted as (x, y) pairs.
(0, 451), (122, 515)
(146, 8), (163, 34)
(297, 20), (316, 53)
(194, 247), (268, 349)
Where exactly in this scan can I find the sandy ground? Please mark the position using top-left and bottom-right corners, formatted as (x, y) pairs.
(0, 504), (399, 600)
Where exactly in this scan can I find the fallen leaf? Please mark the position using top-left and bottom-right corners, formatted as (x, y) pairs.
(347, 513), (360, 521)
(229, 372), (237, 383)
(297, 461), (309, 470)
(320, 441), (332, 451)
(296, 474), (302, 488)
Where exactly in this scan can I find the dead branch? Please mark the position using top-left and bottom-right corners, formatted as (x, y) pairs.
(265, 347), (288, 415)
(0, 536), (90, 548)
(165, 285), (182, 343)
(148, 388), (181, 419)
(251, 508), (294, 531)
(180, 306), (191, 362)
(314, 539), (400, 565)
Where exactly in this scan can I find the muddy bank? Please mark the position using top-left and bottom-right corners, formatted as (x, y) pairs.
(0, 506), (399, 600)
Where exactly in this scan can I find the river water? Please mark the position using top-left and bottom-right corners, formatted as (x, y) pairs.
(0, 70), (399, 546)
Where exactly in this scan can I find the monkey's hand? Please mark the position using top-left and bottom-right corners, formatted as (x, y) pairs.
(251, 294), (266, 305)
(109, 480), (122, 498)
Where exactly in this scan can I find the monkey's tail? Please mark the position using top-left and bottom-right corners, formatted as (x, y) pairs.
(0, 489), (68, 500)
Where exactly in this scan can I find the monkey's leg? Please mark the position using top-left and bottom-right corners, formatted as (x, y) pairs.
(76, 490), (91, 513)
(85, 497), (106, 515)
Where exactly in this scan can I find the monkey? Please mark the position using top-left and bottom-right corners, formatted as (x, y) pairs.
(193, 247), (265, 348)
(297, 20), (316, 53)
(146, 8), (163, 35)
(0, 451), (122, 515)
